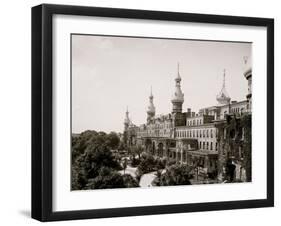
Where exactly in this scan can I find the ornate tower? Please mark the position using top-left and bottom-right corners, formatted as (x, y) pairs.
(216, 69), (231, 105)
(171, 63), (184, 113)
(147, 86), (156, 122)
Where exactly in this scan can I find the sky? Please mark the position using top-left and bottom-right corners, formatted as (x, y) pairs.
(71, 34), (251, 134)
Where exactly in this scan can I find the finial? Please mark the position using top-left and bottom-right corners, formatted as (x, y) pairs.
(126, 106), (128, 113)
(150, 86), (153, 96)
(177, 62), (180, 77)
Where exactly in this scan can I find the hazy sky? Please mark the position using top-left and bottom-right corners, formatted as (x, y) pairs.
(72, 34), (251, 134)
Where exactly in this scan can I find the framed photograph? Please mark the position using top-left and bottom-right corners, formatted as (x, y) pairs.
(32, 4), (274, 221)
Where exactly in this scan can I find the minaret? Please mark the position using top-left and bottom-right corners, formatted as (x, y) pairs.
(171, 63), (184, 113)
(216, 69), (231, 105)
(124, 106), (130, 131)
(147, 86), (156, 122)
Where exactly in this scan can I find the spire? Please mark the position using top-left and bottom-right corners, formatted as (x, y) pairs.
(124, 106), (130, 125)
(175, 62), (181, 83)
(147, 86), (155, 119)
(216, 69), (231, 105)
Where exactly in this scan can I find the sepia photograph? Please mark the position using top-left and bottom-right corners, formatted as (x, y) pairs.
(71, 34), (252, 190)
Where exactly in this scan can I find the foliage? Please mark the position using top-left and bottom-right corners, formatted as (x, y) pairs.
(130, 157), (141, 167)
(153, 165), (193, 186)
(224, 114), (252, 182)
(136, 154), (166, 178)
(136, 154), (156, 176)
(71, 130), (125, 190)
(85, 167), (125, 189)
(240, 115), (252, 181)
(130, 144), (144, 159)
(106, 132), (120, 150)
(84, 167), (139, 189)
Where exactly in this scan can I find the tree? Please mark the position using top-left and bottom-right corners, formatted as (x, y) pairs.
(131, 144), (143, 159)
(155, 165), (193, 186)
(84, 167), (139, 189)
(85, 145), (122, 179)
(85, 167), (125, 189)
(106, 132), (120, 150)
(136, 154), (156, 176)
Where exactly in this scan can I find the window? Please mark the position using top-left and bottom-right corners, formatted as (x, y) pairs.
(211, 129), (213, 138)
(210, 142), (213, 150)
(207, 130), (209, 138)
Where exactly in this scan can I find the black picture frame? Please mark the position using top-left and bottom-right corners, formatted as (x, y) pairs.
(32, 3), (274, 222)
